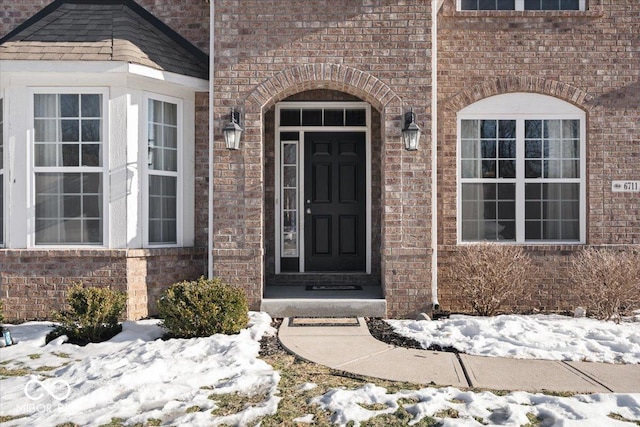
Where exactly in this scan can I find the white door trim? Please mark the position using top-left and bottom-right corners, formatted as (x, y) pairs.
(274, 101), (371, 274)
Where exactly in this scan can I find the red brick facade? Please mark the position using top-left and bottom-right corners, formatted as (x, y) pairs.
(210, 1), (433, 316)
(436, 0), (640, 313)
(2, 0), (638, 319)
(1, 249), (205, 320)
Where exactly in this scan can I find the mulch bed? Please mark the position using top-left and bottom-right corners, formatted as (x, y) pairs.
(259, 318), (286, 357)
(365, 318), (460, 354)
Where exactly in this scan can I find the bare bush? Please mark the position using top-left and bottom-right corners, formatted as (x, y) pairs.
(569, 248), (640, 322)
(444, 244), (533, 316)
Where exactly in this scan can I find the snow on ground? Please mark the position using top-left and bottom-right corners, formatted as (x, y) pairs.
(312, 383), (640, 427)
(388, 314), (640, 364)
(0, 312), (279, 427)
(1, 313), (639, 426)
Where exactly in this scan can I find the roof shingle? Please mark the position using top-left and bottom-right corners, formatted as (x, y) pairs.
(0, 0), (208, 80)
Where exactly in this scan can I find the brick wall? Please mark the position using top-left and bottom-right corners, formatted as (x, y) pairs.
(1, 248), (205, 321)
(127, 248), (207, 317)
(210, 0), (433, 317)
(194, 92), (210, 248)
(4, 0), (637, 318)
(436, 0), (640, 313)
(0, 0), (210, 53)
(0, 250), (128, 320)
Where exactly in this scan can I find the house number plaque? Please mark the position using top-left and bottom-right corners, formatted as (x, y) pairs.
(611, 181), (640, 193)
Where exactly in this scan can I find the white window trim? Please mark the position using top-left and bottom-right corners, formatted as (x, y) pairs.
(142, 92), (183, 248)
(457, 93), (586, 245)
(28, 87), (110, 248)
(457, 0), (586, 11)
(274, 101), (372, 274)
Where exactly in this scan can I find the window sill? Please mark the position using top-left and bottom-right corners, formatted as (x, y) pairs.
(445, 10), (603, 19)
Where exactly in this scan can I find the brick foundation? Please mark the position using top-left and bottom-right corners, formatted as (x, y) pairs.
(0, 248), (206, 321)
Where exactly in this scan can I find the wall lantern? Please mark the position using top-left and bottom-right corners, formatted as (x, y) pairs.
(223, 108), (243, 150)
(402, 110), (421, 151)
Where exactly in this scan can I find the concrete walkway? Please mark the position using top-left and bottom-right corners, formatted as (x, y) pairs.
(278, 317), (640, 394)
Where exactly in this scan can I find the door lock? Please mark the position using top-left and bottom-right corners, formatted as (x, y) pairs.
(306, 208), (312, 214)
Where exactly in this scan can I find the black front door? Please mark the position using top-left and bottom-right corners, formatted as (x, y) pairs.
(304, 132), (366, 271)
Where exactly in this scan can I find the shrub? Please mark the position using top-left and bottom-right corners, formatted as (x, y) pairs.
(46, 285), (127, 345)
(157, 277), (249, 338)
(569, 248), (640, 322)
(443, 244), (534, 316)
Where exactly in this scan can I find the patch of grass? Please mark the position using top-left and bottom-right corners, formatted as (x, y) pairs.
(145, 419), (162, 427)
(35, 364), (67, 372)
(361, 406), (437, 427)
(522, 412), (542, 427)
(55, 423), (80, 427)
(473, 415), (488, 425)
(209, 391), (270, 417)
(97, 418), (143, 427)
(28, 353), (41, 360)
(0, 415), (28, 423)
(186, 406), (201, 413)
(609, 413), (640, 426)
(434, 408), (459, 419)
(256, 345), (425, 427)
(0, 359), (11, 365)
(357, 402), (389, 411)
(0, 366), (30, 377)
(53, 352), (72, 359)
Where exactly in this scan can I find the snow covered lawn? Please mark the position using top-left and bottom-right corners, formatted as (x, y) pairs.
(387, 314), (640, 364)
(1, 312), (639, 426)
(0, 312), (279, 426)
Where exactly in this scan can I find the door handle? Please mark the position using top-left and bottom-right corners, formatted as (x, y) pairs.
(306, 208), (312, 214)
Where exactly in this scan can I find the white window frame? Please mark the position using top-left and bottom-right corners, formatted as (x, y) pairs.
(457, 0), (586, 11)
(274, 101), (372, 274)
(29, 88), (110, 248)
(142, 92), (183, 248)
(457, 93), (586, 244)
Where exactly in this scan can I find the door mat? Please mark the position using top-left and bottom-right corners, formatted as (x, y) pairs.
(305, 285), (363, 291)
(289, 317), (360, 327)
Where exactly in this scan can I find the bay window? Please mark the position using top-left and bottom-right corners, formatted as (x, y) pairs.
(458, 93), (585, 243)
(33, 92), (105, 245)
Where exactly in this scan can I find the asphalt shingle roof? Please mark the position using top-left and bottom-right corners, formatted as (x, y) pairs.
(0, 0), (208, 80)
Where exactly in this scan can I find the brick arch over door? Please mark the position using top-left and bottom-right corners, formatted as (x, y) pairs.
(211, 63), (415, 310)
(244, 63), (402, 113)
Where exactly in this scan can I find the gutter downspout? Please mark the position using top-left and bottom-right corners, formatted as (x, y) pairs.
(431, 0), (440, 310)
(208, 0), (215, 279)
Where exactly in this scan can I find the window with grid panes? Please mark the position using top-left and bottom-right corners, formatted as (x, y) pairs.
(147, 98), (179, 245)
(458, 94), (585, 243)
(33, 93), (104, 245)
(460, 0), (584, 10)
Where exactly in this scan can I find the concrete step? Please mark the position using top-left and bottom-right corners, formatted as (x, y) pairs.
(260, 298), (386, 318)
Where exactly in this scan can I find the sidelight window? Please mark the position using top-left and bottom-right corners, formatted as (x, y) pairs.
(146, 97), (180, 245)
